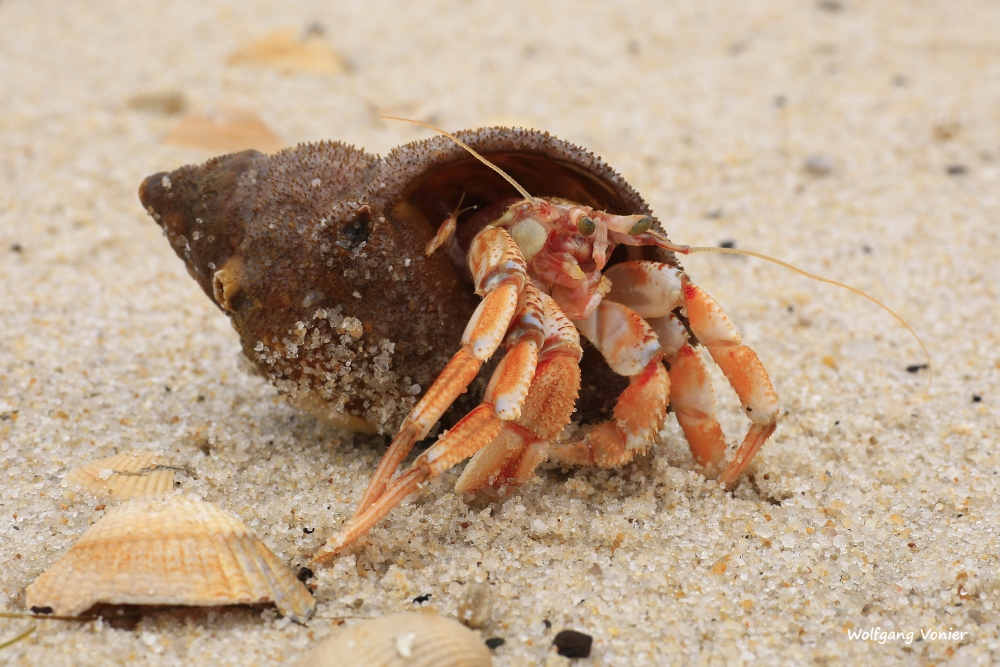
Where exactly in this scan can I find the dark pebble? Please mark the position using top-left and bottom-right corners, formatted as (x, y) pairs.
(554, 629), (593, 658)
(906, 363), (928, 373)
(30, 606), (53, 615)
(297, 567), (314, 582)
(485, 637), (505, 649)
(302, 527), (315, 534)
(719, 239), (736, 249)
(946, 164), (968, 176)
(972, 394), (982, 403)
(10, 243), (23, 253)
(412, 594), (432, 604)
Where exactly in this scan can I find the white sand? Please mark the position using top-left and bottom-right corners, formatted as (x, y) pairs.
(2, 1), (999, 665)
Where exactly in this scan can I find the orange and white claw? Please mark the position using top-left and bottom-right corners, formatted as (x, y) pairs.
(574, 300), (662, 376)
(603, 261), (685, 319)
(549, 358), (669, 468)
(667, 343), (727, 473)
(681, 276), (778, 488)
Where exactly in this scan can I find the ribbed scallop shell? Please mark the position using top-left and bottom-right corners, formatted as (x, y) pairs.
(299, 612), (492, 667)
(63, 450), (177, 499)
(26, 494), (314, 622)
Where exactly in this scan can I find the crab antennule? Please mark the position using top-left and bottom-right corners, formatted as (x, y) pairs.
(686, 245), (932, 393)
(381, 115), (538, 206)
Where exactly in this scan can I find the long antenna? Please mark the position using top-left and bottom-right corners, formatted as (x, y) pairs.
(380, 116), (538, 205)
(686, 245), (932, 393)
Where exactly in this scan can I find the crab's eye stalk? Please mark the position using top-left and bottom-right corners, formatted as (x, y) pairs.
(628, 216), (653, 236)
(576, 215), (597, 236)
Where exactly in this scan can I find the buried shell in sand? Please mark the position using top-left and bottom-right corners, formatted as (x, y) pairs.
(299, 612), (492, 667)
(26, 494), (315, 622)
(62, 449), (179, 500)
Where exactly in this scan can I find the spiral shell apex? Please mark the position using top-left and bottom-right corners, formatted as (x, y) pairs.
(26, 494), (315, 622)
(299, 612), (492, 667)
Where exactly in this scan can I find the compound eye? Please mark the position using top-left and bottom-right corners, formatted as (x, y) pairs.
(628, 216), (652, 236)
(576, 215), (597, 236)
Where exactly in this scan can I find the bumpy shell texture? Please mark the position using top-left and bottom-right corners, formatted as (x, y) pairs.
(63, 449), (178, 499)
(139, 128), (681, 433)
(25, 494), (315, 622)
(299, 612), (492, 667)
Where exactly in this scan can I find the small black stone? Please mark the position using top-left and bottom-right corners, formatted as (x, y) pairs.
(719, 239), (736, 249)
(906, 363), (929, 373)
(302, 527), (315, 534)
(946, 164), (968, 176)
(413, 594), (432, 604)
(485, 637), (506, 649)
(30, 606), (53, 615)
(543, 619), (552, 630)
(972, 394), (982, 403)
(297, 567), (314, 582)
(9, 243), (23, 253)
(553, 629), (593, 658)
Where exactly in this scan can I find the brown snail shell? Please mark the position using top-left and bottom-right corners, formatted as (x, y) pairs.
(298, 612), (492, 667)
(25, 494), (315, 622)
(139, 128), (681, 434)
(62, 449), (177, 500)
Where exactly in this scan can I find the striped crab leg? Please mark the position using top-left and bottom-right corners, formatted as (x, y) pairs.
(348, 227), (531, 519)
(680, 276), (778, 488)
(586, 261), (778, 487)
(453, 291), (583, 495)
(547, 299), (670, 468)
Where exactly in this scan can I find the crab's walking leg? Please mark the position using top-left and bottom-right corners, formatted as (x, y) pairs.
(315, 285), (547, 561)
(548, 300), (670, 467)
(350, 228), (530, 518)
(454, 292), (583, 495)
(572, 261), (776, 486)
(680, 277), (778, 488)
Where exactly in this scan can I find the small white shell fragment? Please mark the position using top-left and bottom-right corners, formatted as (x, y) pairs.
(299, 612), (492, 667)
(63, 450), (177, 499)
(26, 494), (315, 622)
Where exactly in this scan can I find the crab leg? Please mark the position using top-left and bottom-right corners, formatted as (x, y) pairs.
(680, 277), (778, 487)
(454, 292), (583, 495)
(667, 341), (728, 471)
(351, 228), (530, 517)
(316, 287), (549, 561)
(548, 300), (670, 467)
(573, 261), (777, 486)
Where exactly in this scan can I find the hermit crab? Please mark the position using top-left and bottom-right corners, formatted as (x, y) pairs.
(140, 124), (779, 563)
